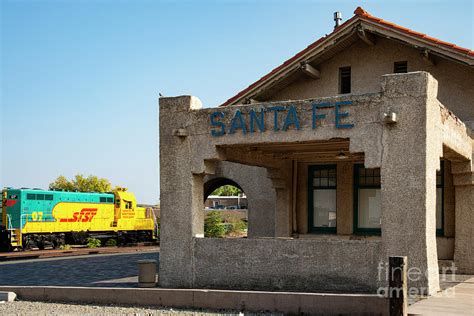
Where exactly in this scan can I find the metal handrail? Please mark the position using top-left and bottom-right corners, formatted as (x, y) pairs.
(6, 214), (13, 231)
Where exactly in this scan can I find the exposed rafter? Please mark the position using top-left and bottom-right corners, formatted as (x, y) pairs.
(422, 49), (436, 66)
(356, 26), (376, 46)
(299, 61), (321, 80)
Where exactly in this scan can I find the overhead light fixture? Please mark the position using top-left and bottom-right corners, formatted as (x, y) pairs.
(337, 152), (348, 160)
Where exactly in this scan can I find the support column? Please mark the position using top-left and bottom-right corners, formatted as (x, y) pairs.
(380, 72), (441, 295)
(158, 96), (205, 288)
(452, 162), (474, 274)
(267, 162), (292, 237)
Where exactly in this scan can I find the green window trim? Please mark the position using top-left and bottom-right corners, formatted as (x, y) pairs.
(353, 164), (382, 236)
(308, 164), (337, 234)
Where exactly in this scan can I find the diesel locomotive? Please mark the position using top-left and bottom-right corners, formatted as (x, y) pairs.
(0, 188), (156, 251)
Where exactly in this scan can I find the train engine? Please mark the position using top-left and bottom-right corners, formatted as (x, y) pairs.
(0, 188), (156, 251)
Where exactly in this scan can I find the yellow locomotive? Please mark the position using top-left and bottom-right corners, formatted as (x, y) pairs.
(0, 187), (156, 250)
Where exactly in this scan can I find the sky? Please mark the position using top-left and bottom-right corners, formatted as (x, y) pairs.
(1, 0), (473, 204)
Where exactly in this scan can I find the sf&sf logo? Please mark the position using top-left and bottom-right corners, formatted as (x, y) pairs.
(59, 208), (98, 223)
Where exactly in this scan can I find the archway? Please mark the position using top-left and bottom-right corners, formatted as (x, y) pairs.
(203, 177), (244, 201)
(203, 177), (247, 238)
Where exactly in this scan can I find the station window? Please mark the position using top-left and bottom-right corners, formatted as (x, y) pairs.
(27, 193), (36, 200)
(436, 161), (444, 236)
(394, 61), (408, 73)
(354, 165), (381, 235)
(339, 67), (351, 94)
(308, 165), (337, 233)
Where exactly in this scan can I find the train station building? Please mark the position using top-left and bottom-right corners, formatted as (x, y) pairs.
(158, 7), (474, 295)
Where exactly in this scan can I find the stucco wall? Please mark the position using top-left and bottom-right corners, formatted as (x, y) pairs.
(266, 37), (474, 127)
(193, 238), (383, 293)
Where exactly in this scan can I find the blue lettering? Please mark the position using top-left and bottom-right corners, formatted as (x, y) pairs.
(249, 109), (265, 133)
(312, 102), (331, 129)
(335, 101), (354, 129)
(282, 106), (300, 131)
(210, 112), (225, 137)
(268, 106), (285, 131)
(229, 110), (247, 134)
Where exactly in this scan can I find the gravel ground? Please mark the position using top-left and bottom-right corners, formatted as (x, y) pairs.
(0, 300), (282, 315)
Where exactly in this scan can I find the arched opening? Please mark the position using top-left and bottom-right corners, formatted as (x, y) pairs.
(203, 177), (247, 238)
(203, 178), (244, 200)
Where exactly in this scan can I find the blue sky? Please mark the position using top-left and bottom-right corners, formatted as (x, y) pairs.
(1, 0), (473, 204)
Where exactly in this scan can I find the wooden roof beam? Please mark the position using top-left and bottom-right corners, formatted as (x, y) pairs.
(357, 26), (376, 46)
(299, 61), (320, 80)
(422, 49), (436, 66)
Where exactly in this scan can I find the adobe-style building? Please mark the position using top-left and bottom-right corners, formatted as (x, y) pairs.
(159, 7), (473, 295)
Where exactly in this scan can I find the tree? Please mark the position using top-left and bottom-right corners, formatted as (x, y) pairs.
(211, 185), (242, 196)
(49, 174), (113, 193)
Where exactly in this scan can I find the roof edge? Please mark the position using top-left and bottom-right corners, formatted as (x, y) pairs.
(220, 6), (473, 107)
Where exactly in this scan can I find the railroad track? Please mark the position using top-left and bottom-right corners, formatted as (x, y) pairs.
(0, 243), (159, 262)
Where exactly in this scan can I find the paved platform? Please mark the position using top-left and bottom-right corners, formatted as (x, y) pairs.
(409, 276), (474, 315)
(0, 250), (159, 287)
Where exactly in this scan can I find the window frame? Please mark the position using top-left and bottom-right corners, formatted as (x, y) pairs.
(339, 67), (351, 94)
(436, 161), (445, 236)
(394, 61), (408, 73)
(308, 164), (337, 234)
(353, 164), (382, 236)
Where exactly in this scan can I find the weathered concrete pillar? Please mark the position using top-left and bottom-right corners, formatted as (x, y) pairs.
(452, 161), (474, 274)
(159, 96), (205, 288)
(267, 162), (292, 237)
(380, 72), (441, 295)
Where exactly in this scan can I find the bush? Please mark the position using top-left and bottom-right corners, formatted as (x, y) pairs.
(86, 237), (101, 248)
(229, 220), (247, 233)
(204, 211), (225, 238)
(105, 239), (117, 247)
(59, 244), (71, 250)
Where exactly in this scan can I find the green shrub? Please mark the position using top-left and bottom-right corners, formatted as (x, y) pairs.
(59, 244), (71, 250)
(229, 220), (247, 233)
(105, 239), (117, 247)
(204, 211), (225, 238)
(86, 237), (101, 248)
